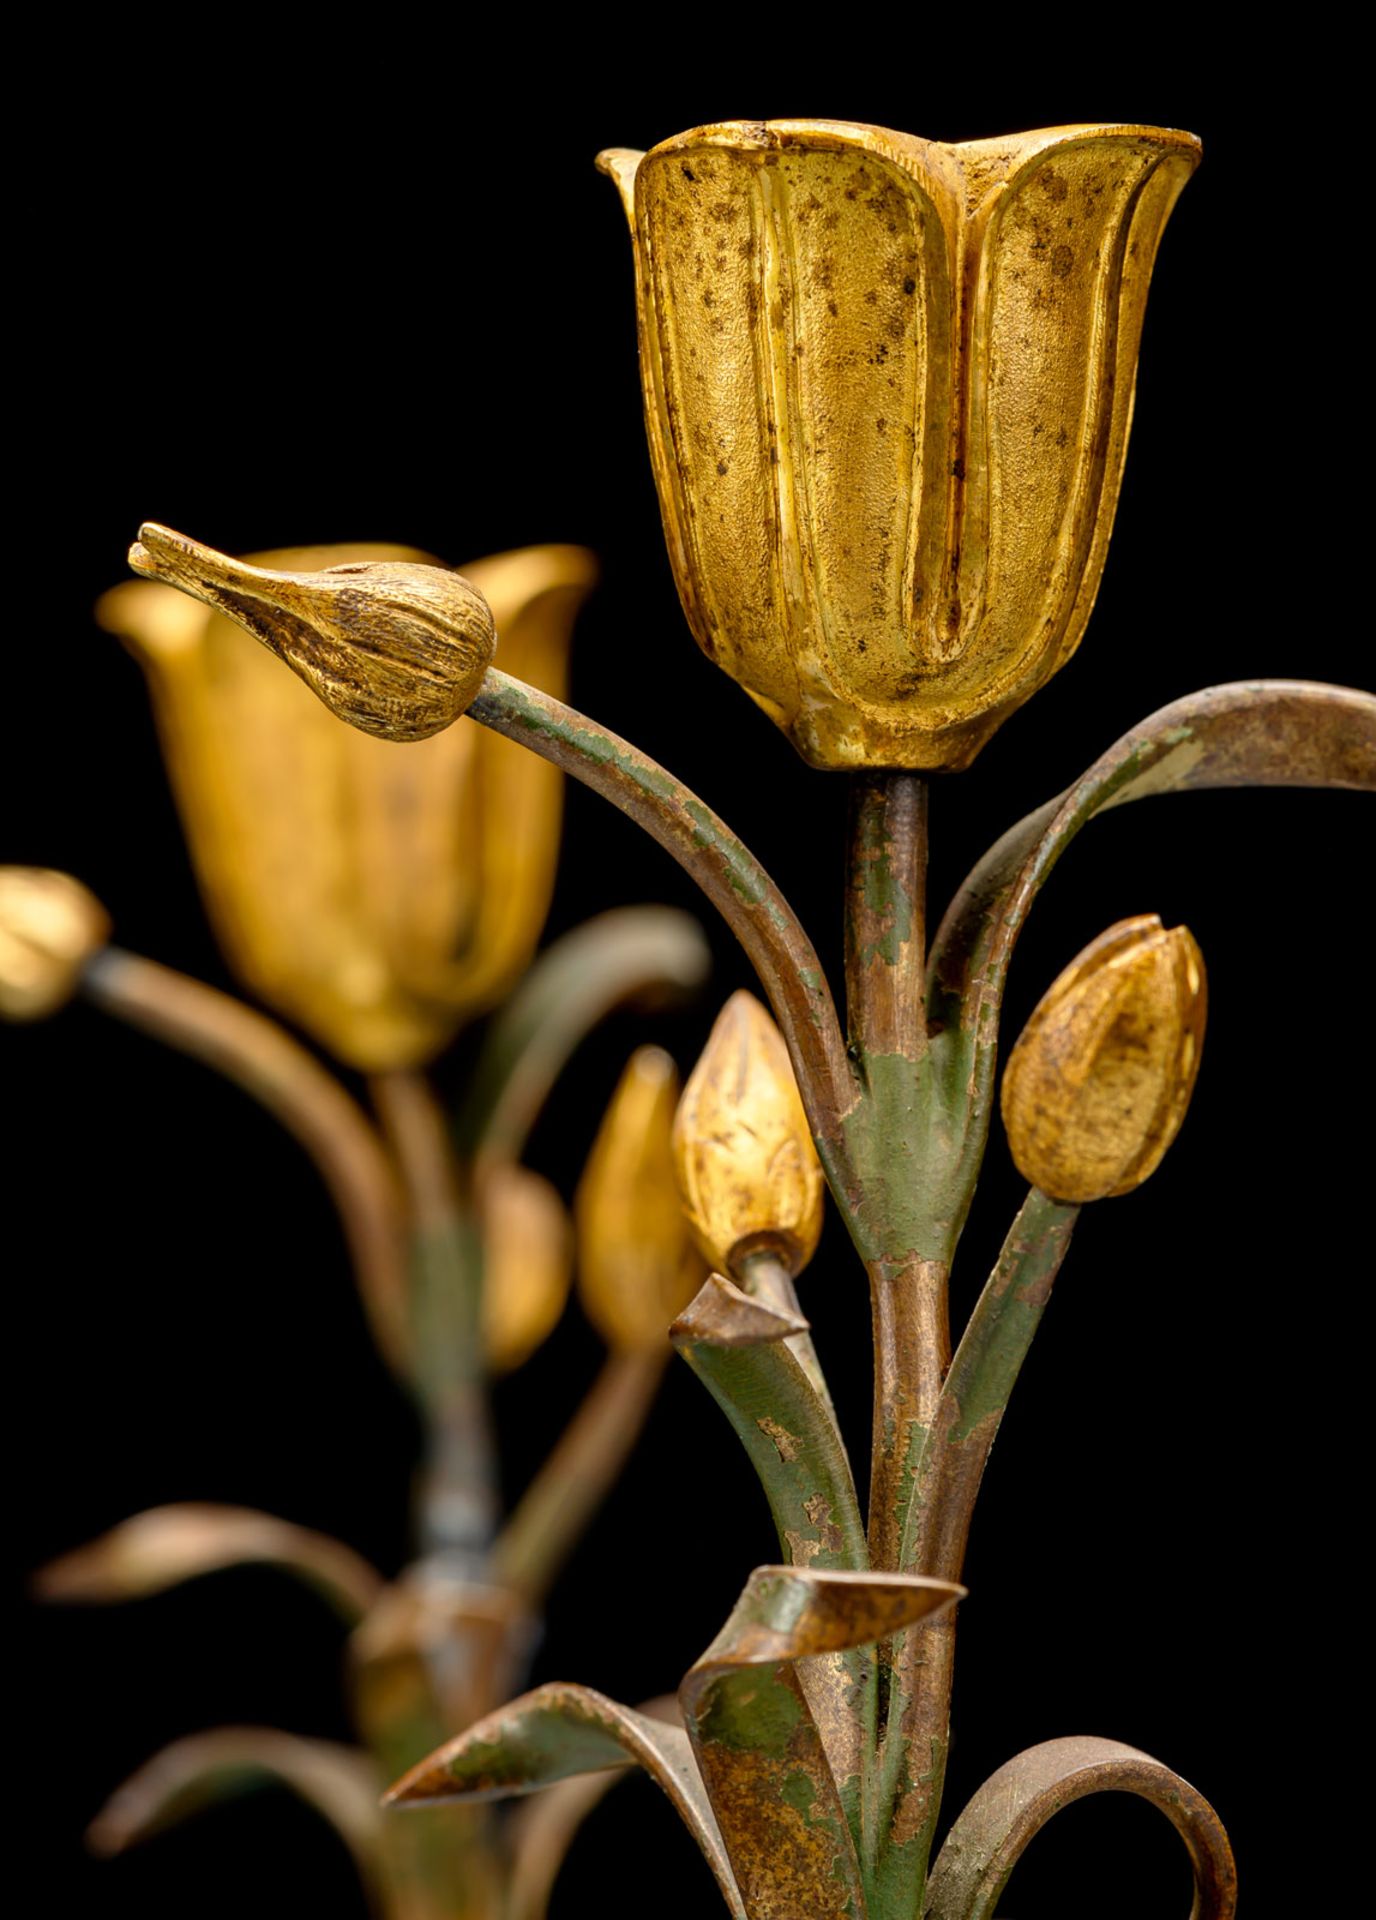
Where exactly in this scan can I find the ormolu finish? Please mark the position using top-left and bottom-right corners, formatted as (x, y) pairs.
(673, 990), (826, 1274)
(576, 1045), (705, 1350)
(0, 866), (109, 1019)
(599, 121), (1199, 769)
(1001, 914), (1206, 1202)
(128, 524), (498, 742)
(99, 541), (595, 1069)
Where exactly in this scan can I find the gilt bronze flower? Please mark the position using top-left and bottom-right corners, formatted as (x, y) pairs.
(599, 120), (1200, 769)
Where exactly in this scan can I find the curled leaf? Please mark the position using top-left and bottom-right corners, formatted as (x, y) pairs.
(384, 1681), (744, 1918)
(925, 1734), (1237, 1920)
(87, 1727), (385, 1909)
(680, 1566), (963, 1920)
(36, 1504), (385, 1624)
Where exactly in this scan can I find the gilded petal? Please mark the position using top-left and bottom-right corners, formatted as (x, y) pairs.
(99, 542), (595, 1068)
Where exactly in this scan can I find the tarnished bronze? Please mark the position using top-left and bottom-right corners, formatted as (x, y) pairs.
(925, 1735), (1237, 1919)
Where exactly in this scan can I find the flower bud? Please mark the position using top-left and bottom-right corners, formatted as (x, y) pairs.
(672, 990), (824, 1275)
(1001, 914), (1206, 1203)
(481, 1164), (573, 1374)
(0, 867), (110, 1020)
(576, 1046), (704, 1350)
(128, 523), (496, 742)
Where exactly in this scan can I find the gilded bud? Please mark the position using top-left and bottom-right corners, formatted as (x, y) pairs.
(128, 523), (496, 742)
(0, 867), (110, 1020)
(1001, 914), (1206, 1203)
(672, 990), (824, 1275)
(576, 1046), (704, 1350)
(600, 121), (1199, 769)
(481, 1164), (573, 1374)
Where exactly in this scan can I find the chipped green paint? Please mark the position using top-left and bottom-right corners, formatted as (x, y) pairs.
(674, 1340), (867, 1574)
(833, 1051), (972, 1268)
(695, 1664), (805, 1757)
(850, 799), (918, 973)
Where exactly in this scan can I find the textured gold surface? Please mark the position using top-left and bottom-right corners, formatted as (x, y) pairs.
(1001, 913), (1206, 1202)
(128, 525), (497, 743)
(0, 866), (110, 1020)
(481, 1163), (573, 1374)
(599, 121), (1199, 768)
(576, 1046), (704, 1350)
(98, 542), (596, 1069)
(673, 990), (825, 1273)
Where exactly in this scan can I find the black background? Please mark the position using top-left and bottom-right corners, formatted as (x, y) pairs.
(9, 33), (1368, 1920)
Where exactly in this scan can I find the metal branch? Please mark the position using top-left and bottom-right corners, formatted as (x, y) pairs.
(81, 948), (411, 1378)
(467, 671), (857, 1145)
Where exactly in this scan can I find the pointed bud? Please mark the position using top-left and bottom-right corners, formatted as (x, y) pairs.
(0, 868), (110, 1020)
(576, 1046), (704, 1350)
(1001, 914), (1207, 1203)
(672, 990), (824, 1276)
(128, 523), (496, 742)
(481, 1164), (573, 1374)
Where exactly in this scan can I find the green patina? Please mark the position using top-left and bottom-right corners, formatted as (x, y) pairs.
(835, 1051), (972, 1267)
(946, 1195), (1076, 1445)
(679, 1342), (867, 1574)
(695, 1665), (804, 1756)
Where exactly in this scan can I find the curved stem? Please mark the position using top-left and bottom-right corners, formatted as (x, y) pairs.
(869, 1190), (1078, 1920)
(369, 1071), (498, 1564)
(490, 1348), (667, 1604)
(81, 947), (411, 1378)
(467, 671), (856, 1146)
(456, 905), (710, 1174)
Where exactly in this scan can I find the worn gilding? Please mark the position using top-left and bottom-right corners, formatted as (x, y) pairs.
(599, 120), (1199, 768)
(673, 991), (826, 1274)
(1001, 914), (1206, 1202)
(99, 541), (595, 1069)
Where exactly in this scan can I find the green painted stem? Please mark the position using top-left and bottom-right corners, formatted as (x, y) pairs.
(734, 1248), (836, 1420)
(455, 905), (709, 1173)
(467, 671), (857, 1149)
(370, 1072), (497, 1567)
(868, 1189), (1078, 1920)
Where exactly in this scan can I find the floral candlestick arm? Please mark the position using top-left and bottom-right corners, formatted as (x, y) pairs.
(117, 109), (1376, 1920)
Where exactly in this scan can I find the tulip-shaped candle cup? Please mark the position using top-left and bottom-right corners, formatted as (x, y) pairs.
(598, 121), (1200, 770)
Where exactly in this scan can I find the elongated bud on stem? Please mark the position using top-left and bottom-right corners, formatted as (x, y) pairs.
(128, 524), (496, 741)
(673, 990), (825, 1275)
(576, 1047), (703, 1349)
(0, 868), (110, 1019)
(1001, 914), (1207, 1203)
(481, 1164), (573, 1373)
